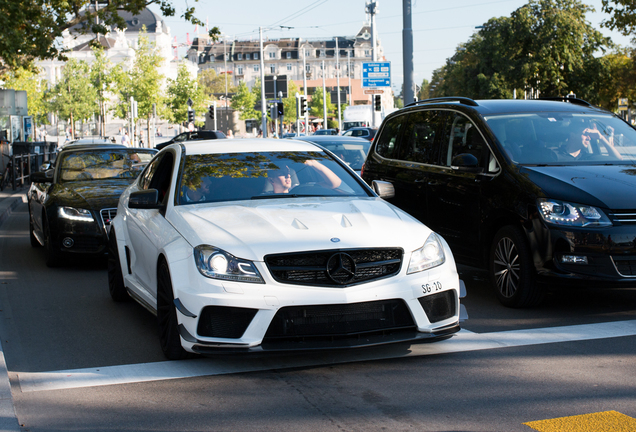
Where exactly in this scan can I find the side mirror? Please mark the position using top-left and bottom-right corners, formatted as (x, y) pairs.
(451, 153), (483, 173)
(30, 171), (52, 183)
(372, 180), (395, 199)
(129, 189), (163, 209)
(39, 162), (53, 172)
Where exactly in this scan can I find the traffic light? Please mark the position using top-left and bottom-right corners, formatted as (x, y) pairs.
(208, 105), (214, 120)
(374, 95), (382, 111)
(270, 104), (278, 119)
(277, 102), (284, 117)
(300, 97), (307, 116)
(187, 109), (195, 123)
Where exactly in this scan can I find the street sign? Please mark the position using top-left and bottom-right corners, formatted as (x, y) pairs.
(362, 62), (391, 88)
(364, 89), (384, 95)
(187, 98), (194, 107)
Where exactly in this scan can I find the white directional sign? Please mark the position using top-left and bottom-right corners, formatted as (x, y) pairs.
(362, 62), (391, 88)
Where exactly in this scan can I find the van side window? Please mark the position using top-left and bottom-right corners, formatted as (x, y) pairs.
(374, 115), (404, 159)
(398, 110), (444, 164)
(441, 113), (486, 168)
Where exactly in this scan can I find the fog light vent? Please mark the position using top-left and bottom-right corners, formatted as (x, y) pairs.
(62, 237), (74, 248)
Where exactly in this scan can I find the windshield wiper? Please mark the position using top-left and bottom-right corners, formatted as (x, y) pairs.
(251, 194), (326, 200)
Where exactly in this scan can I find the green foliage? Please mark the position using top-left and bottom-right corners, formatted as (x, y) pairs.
(309, 87), (336, 119)
(0, 0), (219, 76)
(49, 59), (99, 135)
(166, 63), (206, 124)
(199, 69), (237, 98)
(601, 0), (636, 36)
(231, 81), (258, 120)
(432, 0), (612, 105)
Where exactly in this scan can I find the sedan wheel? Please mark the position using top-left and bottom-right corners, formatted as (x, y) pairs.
(490, 226), (544, 308)
(107, 229), (128, 302)
(44, 218), (63, 268)
(157, 260), (191, 360)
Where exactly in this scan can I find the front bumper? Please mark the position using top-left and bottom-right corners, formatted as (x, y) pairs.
(169, 256), (464, 354)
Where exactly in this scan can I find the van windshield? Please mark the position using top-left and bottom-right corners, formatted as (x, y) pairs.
(484, 113), (636, 165)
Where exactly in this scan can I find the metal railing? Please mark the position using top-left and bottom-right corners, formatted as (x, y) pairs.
(1, 142), (57, 191)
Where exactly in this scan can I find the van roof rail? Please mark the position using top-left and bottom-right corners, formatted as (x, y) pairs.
(537, 97), (592, 107)
(405, 97), (479, 108)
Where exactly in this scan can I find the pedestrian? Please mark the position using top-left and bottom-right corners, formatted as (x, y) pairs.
(227, 129), (234, 139)
(121, 132), (130, 146)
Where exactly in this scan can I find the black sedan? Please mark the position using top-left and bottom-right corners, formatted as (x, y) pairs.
(28, 144), (157, 266)
(155, 130), (226, 150)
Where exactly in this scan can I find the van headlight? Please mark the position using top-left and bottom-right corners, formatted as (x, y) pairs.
(538, 199), (612, 227)
(194, 246), (264, 283)
(408, 232), (446, 274)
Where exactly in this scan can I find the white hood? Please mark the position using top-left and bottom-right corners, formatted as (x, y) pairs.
(167, 197), (432, 261)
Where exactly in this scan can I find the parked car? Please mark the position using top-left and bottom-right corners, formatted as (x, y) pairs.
(342, 127), (377, 141)
(28, 144), (157, 267)
(312, 128), (338, 136)
(282, 132), (306, 138)
(362, 97), (636, 308)
(108, 138), (466, 359)
(155, 130), (226, 150)
(292, 135), (371, 175)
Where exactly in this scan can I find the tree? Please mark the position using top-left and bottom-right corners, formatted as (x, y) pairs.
(199, 69), (237, 99)
(166, 63), (206, 127)
(309, 87), (336, 122)
(49, 59), (99, 139)
(2, 67), (50, 127)
(111, 28), (165, 146)
(230, 81), (258, 121)
(0, 0), (219, 76)
(601, 0), (636, 36)
(89, 48), (114, 136)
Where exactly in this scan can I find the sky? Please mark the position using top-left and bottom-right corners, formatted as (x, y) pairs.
(154, 0), (633, 95)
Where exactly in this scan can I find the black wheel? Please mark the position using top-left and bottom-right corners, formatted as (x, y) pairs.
(43, 217), (64, 268)
(157, 260), (190, 360)
(107, 229), (128, 302)
(489, 226), (544, 308)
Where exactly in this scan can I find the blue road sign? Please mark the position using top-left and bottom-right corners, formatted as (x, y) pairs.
(362, 62), (391, 88)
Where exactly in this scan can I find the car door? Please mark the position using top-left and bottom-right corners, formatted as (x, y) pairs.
(126, 150), (178, 299)
(386, 109), (446, 223)
(425, 111), (496, 266)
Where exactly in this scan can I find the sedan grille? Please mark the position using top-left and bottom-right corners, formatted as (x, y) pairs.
(611, 256), (636, 277)
(100, 208), (117, 231)
(610, 210), (636, 224)
(263, 299), (415, 341)
(265, 248), (403, 287)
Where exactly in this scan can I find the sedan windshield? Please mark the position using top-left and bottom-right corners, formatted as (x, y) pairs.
(178, 150), (371, 204)
(484, 112), (636, 165)
(59, 150), (154, 181)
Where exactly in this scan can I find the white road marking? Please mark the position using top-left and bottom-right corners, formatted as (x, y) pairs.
(18, 320), (636, 393)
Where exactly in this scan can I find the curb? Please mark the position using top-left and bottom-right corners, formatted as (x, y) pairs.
(0, 192), (26, 431)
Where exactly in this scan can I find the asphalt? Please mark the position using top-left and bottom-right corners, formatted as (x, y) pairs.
(0, 186), (28, 432)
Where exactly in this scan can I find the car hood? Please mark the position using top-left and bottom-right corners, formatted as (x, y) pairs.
(521, 164), (636, 209)
(51, 179), (133, 210)
(168, 197), (432, 261)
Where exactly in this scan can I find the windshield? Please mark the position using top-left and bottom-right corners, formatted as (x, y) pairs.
(178, 150), (371, 205)
(319, 141), (370, 170)
(484, 112), (636, 165)
(59, 150), (155, 181)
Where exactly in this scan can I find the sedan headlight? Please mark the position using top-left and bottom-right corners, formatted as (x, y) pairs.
(58, 206), (94, 222)
(537, 198), (612, 227)
(407, 232), (446, 274)
(194, 246), (264, 283)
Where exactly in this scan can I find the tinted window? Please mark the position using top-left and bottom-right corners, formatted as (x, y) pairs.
(58, 150), (155, 182)
(375, 115), (404, 159)
(398, 110), (445, 164)
(440, 113), (486, 167)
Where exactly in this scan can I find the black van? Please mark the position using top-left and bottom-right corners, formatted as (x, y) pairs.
(362, 97), (636, 307)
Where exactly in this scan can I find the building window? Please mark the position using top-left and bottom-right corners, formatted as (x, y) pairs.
(254, 53), (258, 60)
(320, 49), (326, 57)
(270, 65), (276, 74)
(237, 53), (242, 60)
(246, 53), (250, 60)
(286, 52), (291, 59)
(287, 63), (292, 71)
(237, 66), (243, 75)
(305, 49), (311, 57)
(254, 64), (259, 72)
(305, 64), (311, 73)
(365, 50), (371, 57)
(269, 52), (276, 59)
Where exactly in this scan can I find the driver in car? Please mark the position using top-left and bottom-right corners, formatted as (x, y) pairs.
(268, 160), (342, 193)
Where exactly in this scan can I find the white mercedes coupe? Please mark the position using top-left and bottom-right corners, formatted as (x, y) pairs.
(108, 139), (467, 359)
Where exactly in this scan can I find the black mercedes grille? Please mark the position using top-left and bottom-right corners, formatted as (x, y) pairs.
(612, 256), (636, 276)
(265, 248), (403, 287)
(418, 290), (456, 323)
(197, 306), (258, 338)
(264, 299), (415, 340)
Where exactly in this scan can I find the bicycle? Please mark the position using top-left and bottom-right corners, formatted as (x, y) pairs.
(0, 156), (14, 191)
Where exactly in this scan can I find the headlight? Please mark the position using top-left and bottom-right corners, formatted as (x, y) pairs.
(58, 206), (94, 222)
(194, 246), (264, 283)
(537, 198), (612, 227)
(407, 232), (446, 274)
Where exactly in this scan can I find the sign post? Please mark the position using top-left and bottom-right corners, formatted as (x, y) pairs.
(362, 62), (391, 127)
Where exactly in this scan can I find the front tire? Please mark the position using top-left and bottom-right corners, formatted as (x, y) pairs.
(44, 217), (63, 268)
(157, 260), (190, 360)
(490, 226), (544, 308)
(107, 229), (128, 302)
